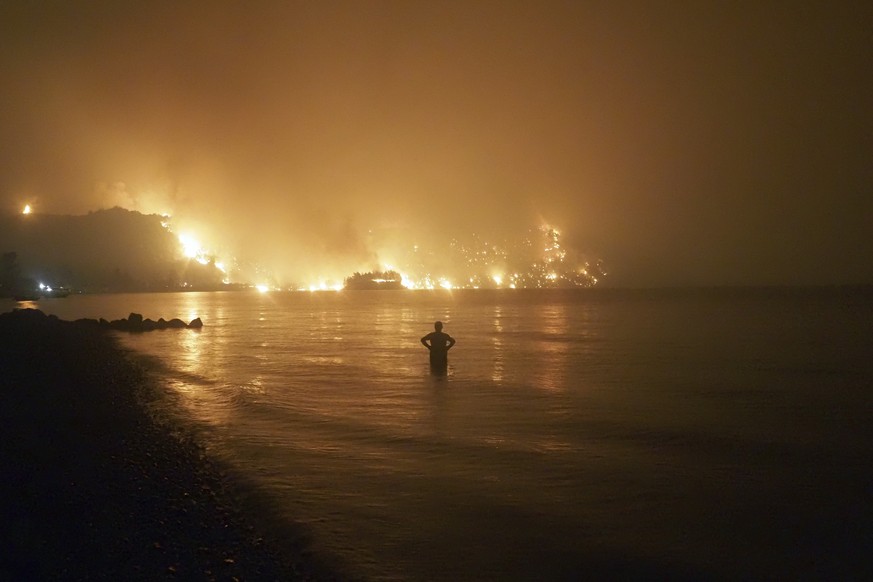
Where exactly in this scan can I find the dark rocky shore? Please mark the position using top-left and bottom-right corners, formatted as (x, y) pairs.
(0, 308), (335, 581)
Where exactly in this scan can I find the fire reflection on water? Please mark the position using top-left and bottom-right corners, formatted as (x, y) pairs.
(533, 303), (569, 392)
(22, 288), (869, 581)
(491, 305), (504, 384)
(160, 293), (237, 427)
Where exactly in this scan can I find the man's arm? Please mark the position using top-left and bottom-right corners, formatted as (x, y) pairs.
(421, 335), (431, 349)
(447, 336), (456, 349)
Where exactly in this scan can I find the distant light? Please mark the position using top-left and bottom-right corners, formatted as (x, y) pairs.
(256, 284), (269, 293)
(492, 274), (503, 286)
(22, 204), (32, 215)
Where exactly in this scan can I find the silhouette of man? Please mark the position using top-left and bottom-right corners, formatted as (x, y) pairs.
(421, 321), (456, 375)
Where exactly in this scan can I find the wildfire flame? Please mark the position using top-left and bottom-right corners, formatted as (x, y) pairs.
(22, 204), (32, 215)
(156, 213), (602, 291)
(177, 232), (210, 264)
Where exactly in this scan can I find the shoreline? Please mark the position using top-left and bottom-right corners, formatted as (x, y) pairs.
(0, 308), (336, 580)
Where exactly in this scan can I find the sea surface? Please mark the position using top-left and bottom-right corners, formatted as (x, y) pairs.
(11, 288), (873, 580)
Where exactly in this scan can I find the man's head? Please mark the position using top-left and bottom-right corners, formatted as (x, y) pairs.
(434, 321), (443, 331)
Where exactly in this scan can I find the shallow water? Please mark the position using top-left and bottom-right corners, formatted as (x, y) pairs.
(17, 288), (873, 580)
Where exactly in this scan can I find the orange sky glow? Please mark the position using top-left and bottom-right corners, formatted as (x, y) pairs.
(1, 2), (871, 287)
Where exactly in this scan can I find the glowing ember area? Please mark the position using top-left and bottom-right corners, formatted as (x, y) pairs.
(363, 225), (605, 290)
(300, 224), (606, 292)
(306, 281), (343, 292)
(22, 204), (32, 215)
(154, 213), (602, 292)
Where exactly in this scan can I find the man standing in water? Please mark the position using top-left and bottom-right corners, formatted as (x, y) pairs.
(421, 321), (456, 375)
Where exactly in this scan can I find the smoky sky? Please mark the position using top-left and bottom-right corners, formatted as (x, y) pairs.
(1, 1), (871, 286)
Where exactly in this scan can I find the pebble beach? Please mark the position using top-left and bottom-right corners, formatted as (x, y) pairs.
(0, 308), (335, 581)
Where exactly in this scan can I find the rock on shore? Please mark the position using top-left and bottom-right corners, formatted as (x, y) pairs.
(70, 311), (204, 332)
(0, 308), (332, 580)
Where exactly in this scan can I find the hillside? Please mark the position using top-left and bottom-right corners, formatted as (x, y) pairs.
(0, 208), (224, 293)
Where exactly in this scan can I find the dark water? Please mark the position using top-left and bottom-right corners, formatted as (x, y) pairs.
(16, 287), (873, 580)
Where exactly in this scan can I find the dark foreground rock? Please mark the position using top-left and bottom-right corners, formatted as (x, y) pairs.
(0, 308), (334, 580)
(106, 312), (203, 332)
(61, 311), (201, 332)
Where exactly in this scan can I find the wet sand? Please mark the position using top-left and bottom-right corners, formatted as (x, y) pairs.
(0, 308), (335, 580)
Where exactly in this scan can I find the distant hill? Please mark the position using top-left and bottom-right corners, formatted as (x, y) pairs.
(0, 207), (224, 293)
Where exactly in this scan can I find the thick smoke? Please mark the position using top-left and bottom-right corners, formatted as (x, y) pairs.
(2, 2), (872, 286)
